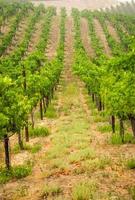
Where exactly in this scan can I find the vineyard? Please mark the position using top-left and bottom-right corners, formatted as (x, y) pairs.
(0, 0), (135, 199)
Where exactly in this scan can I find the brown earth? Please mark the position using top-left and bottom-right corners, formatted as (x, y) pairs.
(27, 14), (45, 54)
(5, 17), (28, 55)
(0, 16), (16, 40)
(106, 20), (121, 43)
(80, 18), (95, 58)
(5, 13), (33, 55)
(46, 16), (60, 60)
(94, 18), (112, 56)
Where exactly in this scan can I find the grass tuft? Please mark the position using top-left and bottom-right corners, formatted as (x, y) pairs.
(0, 164), (32, 184)
(42, 183), (62, 198)
(110, 134), (123, 145)
(45, 105), (57, 118)
(74, 156), (111, 175)
(127, 158), (135, 169)
(49, 159), (69, 170)
(110, 133), (134, 145)
(129, 186), (135, 200)
(69, 148), (96, 164)
(98, 124), (112, 133)
(30, 144), (42, 154)
(71, 180), (98, 200)
(30, 127), (50, 138)
(12, 143), (42, 154)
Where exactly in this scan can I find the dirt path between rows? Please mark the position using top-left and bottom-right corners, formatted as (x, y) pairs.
(27, 15), (45, 54)
(106, 20), (120, 43)
(94, 18), (112, 56)
(5, 14), (32, 55)
(0, 16), (16, 39)
(80, 18), (95, 58)
(46, 16), (60, 60)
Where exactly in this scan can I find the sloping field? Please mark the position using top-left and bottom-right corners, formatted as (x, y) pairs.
(0, 1), (135, 200)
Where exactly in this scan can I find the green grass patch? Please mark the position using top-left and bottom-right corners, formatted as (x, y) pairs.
(110, 134), (123, 145)
(42, 183), (62, 198)
(30, 144), (42, 154)
(45, 144), (68, 160)
(73, 156), (111, 175)
(58, 119), (89, 135)
(93, 114), (108, 123)
(45, 105), (57, 118)
(12, 143), (42, 154)
(12, 144), (31, 154)
(98, 124), (112, 133)
(49, 158), (69, 170)
(0, 164), (32, 184)
(126, 158), (135, 169)
(30, 127), (50, 138)
(129, 186), (135, 200)
(63, 83), (79, 96)
(98, 123), (119, 134)
(86, 97), (96, 110)
(72, 180), (98, 200)
(110, 133), (134, 145)
(84, 156), (111, 173)
(68, 148), (96, 164)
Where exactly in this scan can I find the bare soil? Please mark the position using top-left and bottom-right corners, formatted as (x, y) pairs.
(94, 18), (112, 56)
(5, 14), (31, 55)
(46, 16), (60, 60)
(106, 21), (121, 43)
(80, 18), (95, 58)
(27, 15), (45, 54)
(0, 16), (16, 39)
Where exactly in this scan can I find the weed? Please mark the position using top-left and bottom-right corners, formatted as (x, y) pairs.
(93, 115), (108, 123)
(129, 186), (135, 200)
(45, 144), (68, 160)
(45, 105), (57, 118)
(42, 183), (62, 198)
(30, 144), (42, 154)
(13, 165), (32, 179)
(73, 167), (85, 175)
(30, 127), (50, 138)
(98, 124), (112, 133)
(12, 143), (42, 154)
(16, 185), (29, 197)
(72, 180), (98, 200)
(69, 148), (96, 164)
(127, 158), (135, 169)
(110, 134), (123, 145)
(124, 133), (135, 144)
(49, 158), (69, 170)
(110, 133), (134, 145)
(12, 144), (23, 154)
(0, 164), (32, 184)
(12, 144), (31, 154)
(77, 156), (111, 175)
(63, 83), (78, 96)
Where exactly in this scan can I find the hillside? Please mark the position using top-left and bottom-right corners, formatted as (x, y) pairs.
(0, 1), (135, 200)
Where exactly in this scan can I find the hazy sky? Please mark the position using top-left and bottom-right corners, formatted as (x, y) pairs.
(118, 0), (132, 1)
